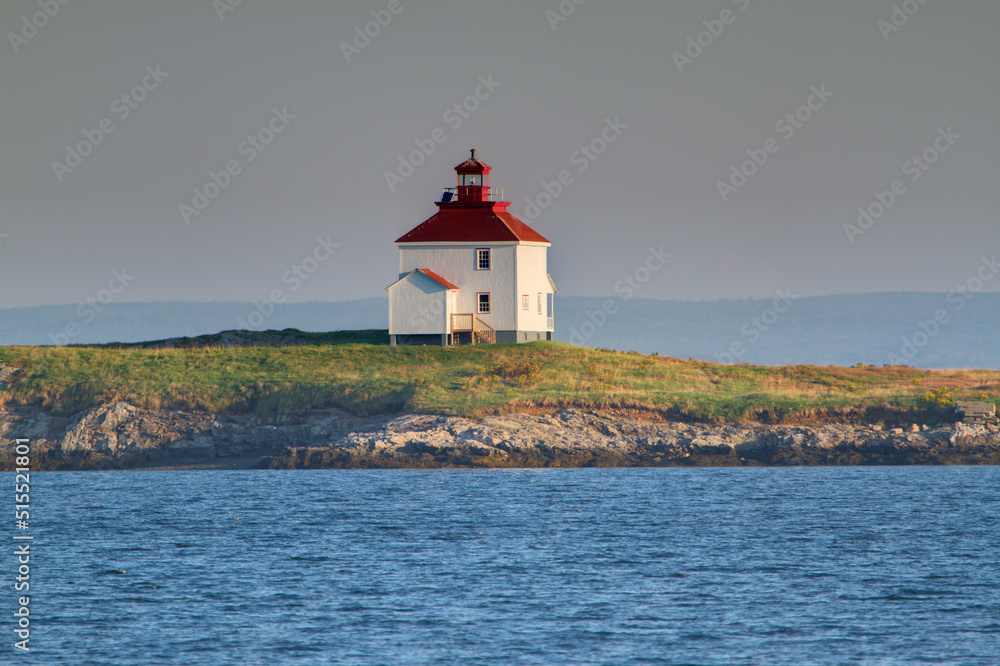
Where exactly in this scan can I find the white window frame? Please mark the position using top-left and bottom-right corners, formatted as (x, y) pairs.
(476, 248), (490, 271)
(477, 292), (491, 314)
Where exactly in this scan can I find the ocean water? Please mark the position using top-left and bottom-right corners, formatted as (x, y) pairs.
(19, 467), (1000, 665)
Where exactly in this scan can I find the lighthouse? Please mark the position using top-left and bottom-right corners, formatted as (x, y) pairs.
(386, 150), (556, 346)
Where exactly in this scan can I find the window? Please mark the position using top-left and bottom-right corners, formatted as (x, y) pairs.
(537, 293), (542, 315)
(478, 293), (491, 314)
(476, 248), (490, 270)
(522, 295), (529, 310)
(547, 293), (553, 317)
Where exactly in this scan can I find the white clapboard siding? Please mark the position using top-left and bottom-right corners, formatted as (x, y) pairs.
(387, 271), (451, 336)
(514, 244), (551, 332)
(399, 244), (519, 332)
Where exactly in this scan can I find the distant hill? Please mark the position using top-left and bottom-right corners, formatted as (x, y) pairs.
(555, 293), (1000, 369)
(0, 300), (386, 347)
(1, 293), (998, 369)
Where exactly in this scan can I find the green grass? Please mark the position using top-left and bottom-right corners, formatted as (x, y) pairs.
(1, 329), (998, 425)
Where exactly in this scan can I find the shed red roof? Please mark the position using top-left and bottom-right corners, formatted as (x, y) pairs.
(395, 206), (550, 244)
(384, 268), (459, 291)
(414, 268), (459, 290)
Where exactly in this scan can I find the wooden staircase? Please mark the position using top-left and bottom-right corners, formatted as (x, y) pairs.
(473, 317), (495, 344)
(450, 313), (496, 345)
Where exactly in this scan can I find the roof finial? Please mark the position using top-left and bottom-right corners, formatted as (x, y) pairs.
(470, 148), (476, 160)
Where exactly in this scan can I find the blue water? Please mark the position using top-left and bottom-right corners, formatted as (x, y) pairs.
(18, 467), (1000, 665)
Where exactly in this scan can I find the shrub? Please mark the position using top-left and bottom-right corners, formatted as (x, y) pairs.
(477, 361), (540, 385)
(920, 386), (954, 408)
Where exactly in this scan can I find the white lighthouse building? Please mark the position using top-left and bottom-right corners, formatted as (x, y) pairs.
(386, 151), (556, 346)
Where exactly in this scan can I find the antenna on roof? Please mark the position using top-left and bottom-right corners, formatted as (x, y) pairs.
(470, 148), (476, 160)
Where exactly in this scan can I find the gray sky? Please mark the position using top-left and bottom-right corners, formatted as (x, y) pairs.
(1, 0), (998, 310)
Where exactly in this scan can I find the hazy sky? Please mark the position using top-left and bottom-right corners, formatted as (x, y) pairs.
(2, 0), (998, 310)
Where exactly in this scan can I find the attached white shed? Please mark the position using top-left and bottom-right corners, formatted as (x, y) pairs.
(385, 269), (458, 346)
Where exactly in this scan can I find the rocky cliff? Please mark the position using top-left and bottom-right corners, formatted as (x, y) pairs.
(2, 403), (999, 470)
(1, 402), (362, 470)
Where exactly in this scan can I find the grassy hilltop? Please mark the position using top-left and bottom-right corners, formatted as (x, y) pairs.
(1, 329), (998, 426)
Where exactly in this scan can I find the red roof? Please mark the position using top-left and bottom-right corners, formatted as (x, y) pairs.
(455, 157), (491, 173)
(414, 268), (459, 290)
(396, 205), (550, 244)
(384, 268), (459, 291)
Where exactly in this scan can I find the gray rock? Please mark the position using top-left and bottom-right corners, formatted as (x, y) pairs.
(3, 403), (1000, 470)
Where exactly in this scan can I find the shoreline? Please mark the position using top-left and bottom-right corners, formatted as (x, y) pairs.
(2, 402), (999, 470)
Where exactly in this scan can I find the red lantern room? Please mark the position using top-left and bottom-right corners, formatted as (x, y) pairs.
(447, 149), (499, 203)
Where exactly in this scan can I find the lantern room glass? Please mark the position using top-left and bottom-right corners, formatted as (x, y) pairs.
(458, 171), (488, 201)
